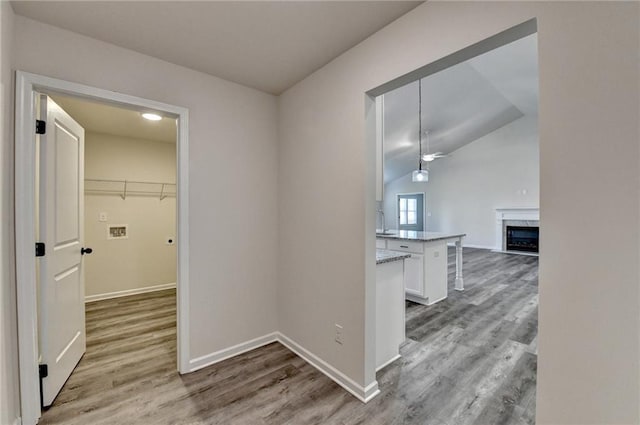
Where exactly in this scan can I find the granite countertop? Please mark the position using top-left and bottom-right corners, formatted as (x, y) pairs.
(376, 230), (466, 242)
(376, 249), (411, 265)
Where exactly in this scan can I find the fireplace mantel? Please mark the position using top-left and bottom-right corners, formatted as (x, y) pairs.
(496, 207), (540, 220)
(495, 208), (539, 252)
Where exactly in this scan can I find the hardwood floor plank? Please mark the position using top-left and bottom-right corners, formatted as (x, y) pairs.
(473, 352), (538, 425)
(509, 307), (539, 346)
(41, 248), (537, 425)
(434, 340), (528, 425)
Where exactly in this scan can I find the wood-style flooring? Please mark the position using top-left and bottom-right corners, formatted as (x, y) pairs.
(40, 248), (538, 425)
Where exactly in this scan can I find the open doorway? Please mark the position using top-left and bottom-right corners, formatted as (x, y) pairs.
(35, 93), (178, 416)
(369, 20), (539, 424)
(15, 72), (190, 425)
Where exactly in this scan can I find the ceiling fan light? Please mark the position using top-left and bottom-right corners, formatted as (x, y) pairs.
(412, 169), (429, 182)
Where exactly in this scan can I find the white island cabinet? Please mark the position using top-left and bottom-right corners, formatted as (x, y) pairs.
(375, 249), (410, 371)
(377, 231), (466, 306)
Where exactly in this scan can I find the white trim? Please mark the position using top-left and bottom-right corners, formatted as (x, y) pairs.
(495, 207), (540, 215)
(276, 333), (380, 403)
(15, 71), (40, 425)
(187, 332), (380, 403)
(15, 71), (190, 425)
(447, 242), (494, 250)
(85, 282), (176, 303)
(492, 250), (539, 257)
(13, 417), (22, 425)
(495, 207), (540, 251)
(426, 295), (448, 306)
(189, 333), (279, 372)
(362, 381), (380, 402)
(176, 90), (190, 377)
(405, 293), (428, 305)
(405, 293), (449, 306)
(375, 354), (401, 372)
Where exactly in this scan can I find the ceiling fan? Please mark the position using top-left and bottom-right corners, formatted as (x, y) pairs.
(421, 152), (448, 162)
(412, 82), (448, 183)
(421, 130), (448, 162)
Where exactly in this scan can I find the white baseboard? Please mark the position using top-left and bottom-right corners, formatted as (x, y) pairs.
(427, 295), (448, 306)
(185, 331), (381, 404)
(405, 293), (448, 306)
(376, 354), (401, 372)
(188, 332), (279, 372)
(446, 242), (494, 250)
(85, 282), (176, 303)
(405, 293), (429, 305)
(276, 332), (380, 403)
(491, 249), (539, 257)
(13, 417), (22, 425)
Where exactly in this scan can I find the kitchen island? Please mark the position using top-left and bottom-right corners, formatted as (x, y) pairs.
(375, 249), (409, 371)
(376, 231), (465, 306)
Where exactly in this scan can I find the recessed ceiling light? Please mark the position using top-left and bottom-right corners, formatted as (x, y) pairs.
(142, 112), (162, 121)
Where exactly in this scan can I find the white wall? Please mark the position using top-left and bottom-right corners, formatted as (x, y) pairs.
(384, 115), (539, 248)
(84, 132), (176, 298)
(278, 2), (639, 424)
(4, 3), (639, 424)
(12, 14), (279, 376)
(0, 2), (19, 425)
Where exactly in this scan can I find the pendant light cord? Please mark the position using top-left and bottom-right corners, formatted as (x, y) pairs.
(418, 79), (423, 171)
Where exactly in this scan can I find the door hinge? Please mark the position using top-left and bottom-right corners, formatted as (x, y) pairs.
(36, 120), (46, 135)
(35, 242), (45, 257)
(39, 364), (48, 409)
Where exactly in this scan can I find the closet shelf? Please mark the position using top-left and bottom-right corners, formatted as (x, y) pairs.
(85, 178), (176, 200)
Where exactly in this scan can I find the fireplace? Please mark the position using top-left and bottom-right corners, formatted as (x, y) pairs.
(506, 225), (539, 253)
(495, 208), (539, 254)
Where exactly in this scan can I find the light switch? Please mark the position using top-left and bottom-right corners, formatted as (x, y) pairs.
(99, 212), (108, 222)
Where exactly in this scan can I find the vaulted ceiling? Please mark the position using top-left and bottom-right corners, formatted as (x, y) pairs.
(12, 1), (422, 95)
(14, 1), (537, 180)
(383, 34), (539, 183)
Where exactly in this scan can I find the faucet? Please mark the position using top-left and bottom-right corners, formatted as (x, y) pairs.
(377, 209), (386, 233)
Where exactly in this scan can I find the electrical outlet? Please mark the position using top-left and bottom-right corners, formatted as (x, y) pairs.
(335, 324), (343, 345)
(99, 212), (108, 222)
(434, 251), (439, 258)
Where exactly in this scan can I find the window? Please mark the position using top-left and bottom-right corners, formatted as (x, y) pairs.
(399, 198), (417, 225)
(397, 193), (424, 231)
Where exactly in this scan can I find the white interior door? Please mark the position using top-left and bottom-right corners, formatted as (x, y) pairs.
(38, 95), (87, 407)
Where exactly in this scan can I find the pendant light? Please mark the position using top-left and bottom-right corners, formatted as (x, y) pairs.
(412, 79), (429, 182)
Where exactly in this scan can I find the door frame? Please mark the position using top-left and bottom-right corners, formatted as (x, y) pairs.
(395, 192), (426, 230)
(15, 71), (190, 425)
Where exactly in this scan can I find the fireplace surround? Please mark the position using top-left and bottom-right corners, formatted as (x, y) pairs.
(495, 208), (539, 254)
